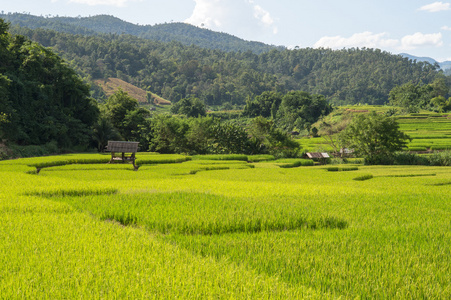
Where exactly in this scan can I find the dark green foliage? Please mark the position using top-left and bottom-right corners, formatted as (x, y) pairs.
(247, 116), (301, 157)
(243, 91), (282, 118)
(92, 117), (122, 152)
(171, 96), (206, 117)
(353, 174), (373, 181)
(5, 20), (443, 106)
(276, 91), (333, 130)
(389, 77), (451, 112)
(428, 150), (451, 166)
(149, 115), (191, 154)
(340, 112), (411, 164)
(0, 19), (99, 149)
(100, 89), (151, 150)
(148, 115), (299, 156)
(1, 13), (278, 54)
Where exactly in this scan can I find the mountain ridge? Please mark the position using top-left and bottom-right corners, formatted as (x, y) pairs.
(400, 53), (451, 71)
(0, 13), (282, 54)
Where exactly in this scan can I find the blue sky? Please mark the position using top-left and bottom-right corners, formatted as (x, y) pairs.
(3, 0), (451, 61)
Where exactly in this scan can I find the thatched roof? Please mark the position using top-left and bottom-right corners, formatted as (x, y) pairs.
(306, 152), (330, 159)
(106, 141), (139, 153)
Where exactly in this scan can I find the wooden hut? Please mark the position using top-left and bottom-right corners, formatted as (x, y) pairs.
(305, 152), (330, 165)
(106, 141), (139, 170)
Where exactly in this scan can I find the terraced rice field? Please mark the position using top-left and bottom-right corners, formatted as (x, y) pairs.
(1, 153), (451, 298)
(398, 113), (451, 151)
(302, 110), (451, 153)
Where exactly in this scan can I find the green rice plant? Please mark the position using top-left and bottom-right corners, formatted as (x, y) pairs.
(353, 174), (373, 181)
(2, 153), (451, 299)
(278, 159), (314, 168)
(47, 191), (348, 235)
(326, 166), (359, 172)
(430, 145), (451, 150)
(246, 154), (275, 162)
(406, 146), (428, 151)
(381, 173), (436, 178)
(192, 154), (248, 161)
(135, 155), (191, 166)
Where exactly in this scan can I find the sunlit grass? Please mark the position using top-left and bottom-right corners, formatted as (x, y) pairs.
(1, 154), (451, 298)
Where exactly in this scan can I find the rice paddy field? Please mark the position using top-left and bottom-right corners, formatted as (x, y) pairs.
(1, 152), (451, 298)
(302, 108), (451, 153)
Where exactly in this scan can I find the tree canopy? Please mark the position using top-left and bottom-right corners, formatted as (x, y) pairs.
(7, 22), (444, 106)
(0, 19), (99, 148)
(388, 77), (451, 112)
(339, 112), (410, 164)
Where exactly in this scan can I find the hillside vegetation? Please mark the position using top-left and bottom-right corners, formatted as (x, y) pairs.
(0, 19), (98, 149)
(5, 15), (444, 106)
(0, 13), (279, 54)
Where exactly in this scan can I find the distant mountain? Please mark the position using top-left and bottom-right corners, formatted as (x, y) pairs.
(400, 53), (451, 71)
(0, 13), (282, 54)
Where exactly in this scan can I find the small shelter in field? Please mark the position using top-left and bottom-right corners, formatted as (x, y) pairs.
(106, 141), (139, 170)
(305, 152), (330, 164)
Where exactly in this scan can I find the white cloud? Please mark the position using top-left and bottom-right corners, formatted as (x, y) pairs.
(441, 25), (451, 30)
(185, 0), (224, 28)
(68, 0), (140, 7)
(250, 2), (278, 34)
(314, 31), (443, 51)
(185, 0), (277, 36)
(418, 2), (451, 12)
(313, 32), (398, 49)
(400, 32), (443, 50)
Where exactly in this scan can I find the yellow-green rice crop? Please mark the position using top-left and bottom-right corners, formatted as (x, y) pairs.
(1, 155), (451, 298)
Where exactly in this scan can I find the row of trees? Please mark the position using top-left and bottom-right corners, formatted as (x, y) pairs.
(243, 91), (333, 131)
(388, 77), (451, 112)
(92, 89), (300, 156)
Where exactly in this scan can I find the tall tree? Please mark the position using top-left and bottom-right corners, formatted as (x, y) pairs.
(339, 112), (410, 164)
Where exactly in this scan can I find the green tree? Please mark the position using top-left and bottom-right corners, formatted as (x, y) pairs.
(339, 112), (410, 164)
(149, 114), (190, 154)
(242, 91), (282, 118)
(92, 116), (122, 151)
(389, 77), (450, 112)
(0, 19), (99, 148)
(170, 96), (206, 117)
(430, 96), (451, 113)
(277, 91), (333, 130)
(104, 89), (140, 130)
(248, 116), (300, 157)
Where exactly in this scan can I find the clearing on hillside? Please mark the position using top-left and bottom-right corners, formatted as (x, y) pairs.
(94, 78), (171, 105)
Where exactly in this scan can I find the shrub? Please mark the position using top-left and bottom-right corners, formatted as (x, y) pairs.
(392, 152), (430, 165)
(428, 150), (451, 166)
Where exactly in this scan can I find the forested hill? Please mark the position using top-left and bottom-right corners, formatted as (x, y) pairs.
(5, 18), (444, 106)
(0, 13), (279, 54)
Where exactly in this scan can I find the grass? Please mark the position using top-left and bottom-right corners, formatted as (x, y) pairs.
(1, 154), (451, 298)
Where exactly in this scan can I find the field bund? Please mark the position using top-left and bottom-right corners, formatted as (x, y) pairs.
(1, 153), (451, 298)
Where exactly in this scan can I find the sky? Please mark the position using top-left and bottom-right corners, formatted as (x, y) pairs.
(2, 0), (451, 61)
